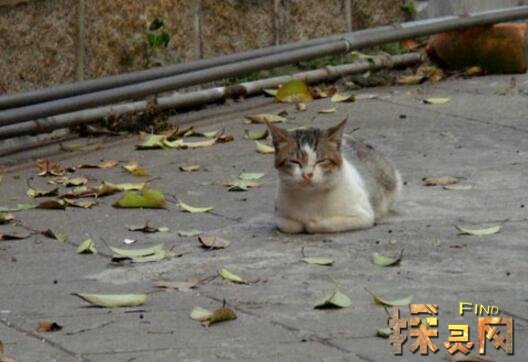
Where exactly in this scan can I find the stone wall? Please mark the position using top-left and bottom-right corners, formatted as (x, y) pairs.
(0, 0), (405, 93)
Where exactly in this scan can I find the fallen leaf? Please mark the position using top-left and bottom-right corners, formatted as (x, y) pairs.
(97, 181), (146, 196)
(109, 244), (170, 261)
(42, 229), (67, 242)
(0, 213), (15, 224)
(255, 141), (275, 154)
(77, 239), (97, 254)
(161, 126), (194, 140)
(164, 137), (217, 149)
(36, 200), (67, 210)
(199, 235), (231, 249)
(177, 229), (202, 237)
(331, 93), (355, 103)
(455, 225), (501, 236)
(207, 307), (237, 326)
(371, 250), (403, 267)
(72, 293), (148, 308)
(77, 160), (119, 169)
(36, 159), (64, 177)
(37, 320), (62, 333)
(464, 66), (484, 76)
(311, 85), (337, 99)
(423, 97), (450, 105)
(185, 129), (221, 138)
(178, 201), (214, 213)
(179, 164), (201, 172)
(302, 257), (334, 266)
(113, 188), (167, 209)
(123, 161), (149, 177)
(63, 199), (97, 208)
(0, 232), (30, 240)
(276, 79), (313, 103)
(155, 280), (199, 292)
(244, 114), (286, 124)
(416, 65), (445, 82)
(396, 74), (427, 85)
(377, 327), (392, 338)
(51, 176), (88, 187)
(60, 142), (101, 152)
(123, 238), (136, 245)
(126, 222), (169, 233)
(371, 292), (413, 307)
(26, 186), (59, 198)
(218, 267), (247, 284)
(315, 289), (352, 309)
(263, 88), (278, 96)
(190, 306), (214, 321)
(239, 172), (265, 180)
(443, 184), (473, 191)
(296, 102), (307, 111)
(0, 204), (35, 212)
(422, 176), (461, 186)
(243, 129), (269, 140)
(224, 179), (261, 191)
(217, 134), (234, 143)
(318, 108), (337, 114)
(401, 38), (420, 50)
(136, 133), (167, 149)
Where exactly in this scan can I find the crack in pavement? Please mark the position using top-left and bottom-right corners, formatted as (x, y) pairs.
(0, 316), (92, 362)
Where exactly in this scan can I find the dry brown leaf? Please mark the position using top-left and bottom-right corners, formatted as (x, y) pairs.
(36, 159), (64, 177)
(123, 161), (149, 177)
(77, 160), (119, 169)
(217, 134), (235, 143)
(422, 176), (461, 186)
(37, 320), (63, 333)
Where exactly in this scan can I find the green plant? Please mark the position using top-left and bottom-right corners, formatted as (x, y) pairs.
(401, 1), (417, 19)
(145, 18), (170, 67)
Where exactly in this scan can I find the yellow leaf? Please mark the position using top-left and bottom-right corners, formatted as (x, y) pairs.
(255, 141), (275, 154)
(330, 93), (355, 103)
(72, 293), (148, 308)
(178, 201), (214, 213)
(123, 161), (149, 177)
(113, 188), (167, 209)
(423, 97), (450, 105)
(244, 114), (286, 124)
(218, 267), (247, 284)
(275, 79), (313, 103)
(318, 108), (337, 114)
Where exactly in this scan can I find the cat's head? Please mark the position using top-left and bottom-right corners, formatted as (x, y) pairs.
(266, 119), (347, 190)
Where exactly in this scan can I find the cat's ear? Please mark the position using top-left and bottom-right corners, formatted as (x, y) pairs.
(325, 118), (347, 147)
(265, 120), (290, 148)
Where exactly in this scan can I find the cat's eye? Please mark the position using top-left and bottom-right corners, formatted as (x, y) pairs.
(316, 159), (331, 165)
(288, 160), (302, 166)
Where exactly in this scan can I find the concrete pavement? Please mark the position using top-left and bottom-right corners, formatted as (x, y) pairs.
(0, 73), (527, 361)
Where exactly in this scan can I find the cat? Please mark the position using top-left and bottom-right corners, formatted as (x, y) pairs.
(266, 118), (401, 234)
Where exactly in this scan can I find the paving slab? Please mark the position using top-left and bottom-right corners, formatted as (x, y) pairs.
(0, 73), (527, 361)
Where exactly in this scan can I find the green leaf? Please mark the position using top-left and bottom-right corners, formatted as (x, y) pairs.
(455, 225), (501, 236)
(72, 293), (148, 308)
(372, 293), (413, 307)
(177, 229), (202, 237)
(371, 250), (403, 267)
(218, 267), (247, 284)
(178, 201), (214, 213)
(136, 133), (167, 149)
(255, 141), (275, 154)
(113, 188), (167, 209)
(199, 235), (231, 249)
(0, 213), (15, 224)
(302, 257), (334, 266)
(239, 172), (265, 181)
(77, 239), (97, 254)
(276, 79), (313, 103)
(148, 17), (165, 31)
(243, 129), (269, 140)
(315, 289), (352, 309)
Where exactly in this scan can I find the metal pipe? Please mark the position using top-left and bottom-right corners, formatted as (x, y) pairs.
(1, 5), (528, 127)
(0, 53), (421, 140)
(0, 28), (388, 110)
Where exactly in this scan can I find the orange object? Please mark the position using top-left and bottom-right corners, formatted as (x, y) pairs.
(426, 23), (528, 74)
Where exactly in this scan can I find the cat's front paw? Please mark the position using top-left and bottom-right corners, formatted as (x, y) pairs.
(305, 219), (322, 234)
(276, 217), (304, 234)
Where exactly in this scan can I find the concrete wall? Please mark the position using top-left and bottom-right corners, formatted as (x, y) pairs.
(0, 0), (405, 93)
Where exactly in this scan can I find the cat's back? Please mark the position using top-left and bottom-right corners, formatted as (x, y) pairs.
(343, 136), (401, 216)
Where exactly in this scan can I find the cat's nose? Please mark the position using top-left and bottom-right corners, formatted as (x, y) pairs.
(302, 171), (314, 181)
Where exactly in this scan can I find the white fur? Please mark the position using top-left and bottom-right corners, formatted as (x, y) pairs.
(275, 155), (375, 234)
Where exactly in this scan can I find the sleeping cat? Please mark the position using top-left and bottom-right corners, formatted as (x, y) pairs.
(266, 119), (401, 234)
